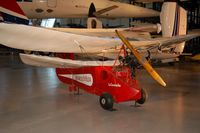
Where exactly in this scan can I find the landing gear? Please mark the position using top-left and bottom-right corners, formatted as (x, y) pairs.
(136, 88), (148, 105)
(99, 93), (114, 111)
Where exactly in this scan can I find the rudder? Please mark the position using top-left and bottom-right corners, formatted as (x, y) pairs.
(160, 2), (187, 54)
(0, 0), (28, 24)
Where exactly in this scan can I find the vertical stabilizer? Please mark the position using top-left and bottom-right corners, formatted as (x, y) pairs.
(160, 2), (187, 53)
(0, 0), (28, 24)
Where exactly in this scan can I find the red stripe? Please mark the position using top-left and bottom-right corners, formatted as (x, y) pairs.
(0, 0), (25, 15)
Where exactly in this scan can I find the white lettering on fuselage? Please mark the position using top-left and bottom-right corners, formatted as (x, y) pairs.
(108, 83), (121, 88)
(59, 74), (93, 86)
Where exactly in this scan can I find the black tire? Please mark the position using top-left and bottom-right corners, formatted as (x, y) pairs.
(99, 93), (114, 110)
(136, 88), (148, 105)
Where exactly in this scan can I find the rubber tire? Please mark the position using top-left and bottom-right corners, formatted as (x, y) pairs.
(99, 93), (114, 110)
(136, 88), (148, 105)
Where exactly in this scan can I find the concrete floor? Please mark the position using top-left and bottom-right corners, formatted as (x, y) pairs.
(0, 55), (200, 133)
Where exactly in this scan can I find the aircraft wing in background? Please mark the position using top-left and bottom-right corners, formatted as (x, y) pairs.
(50, 27), (151, 41)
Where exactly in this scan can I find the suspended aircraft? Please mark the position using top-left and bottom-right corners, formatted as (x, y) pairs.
(0, 1), (199, 110)
(1, 0), (159, 22)
(1, 0), (160, 30)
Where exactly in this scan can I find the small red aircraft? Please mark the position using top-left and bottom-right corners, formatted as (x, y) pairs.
(17, 30), (167, 110)
(56, 65), (145, 110)
(53, 31), (165, 110)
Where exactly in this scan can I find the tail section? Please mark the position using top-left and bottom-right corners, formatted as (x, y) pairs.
(160, 2), (187, 54)
(0, 0), (28, 24)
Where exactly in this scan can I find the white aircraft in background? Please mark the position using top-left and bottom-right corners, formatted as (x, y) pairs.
(16, 0), (159, 19)
(1, 0), (160, 29)
(1, 0), (160, 28)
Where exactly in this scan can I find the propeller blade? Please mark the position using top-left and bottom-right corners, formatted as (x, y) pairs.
(115, 30), (166, 87)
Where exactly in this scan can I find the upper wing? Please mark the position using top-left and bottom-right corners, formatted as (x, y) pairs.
(0, 23), (120, 53)
(0, 23), (198, 54)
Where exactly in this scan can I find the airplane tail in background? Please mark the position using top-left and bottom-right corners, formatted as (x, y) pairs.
(0, 0), (28, 24)
(160, 2), (187, 54)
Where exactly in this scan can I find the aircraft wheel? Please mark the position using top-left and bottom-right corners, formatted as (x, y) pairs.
(99, 93), (114, 110)
(136, 88), (148, 105)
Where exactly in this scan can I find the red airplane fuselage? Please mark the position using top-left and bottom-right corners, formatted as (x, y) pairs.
(56, 66), (142, 103)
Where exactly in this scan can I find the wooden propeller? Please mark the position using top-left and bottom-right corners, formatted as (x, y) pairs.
(115, 30), (166, 87)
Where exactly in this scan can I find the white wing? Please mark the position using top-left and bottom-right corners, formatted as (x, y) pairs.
(0, 23), (120, 53)
(20, 54), (119, 68)
(0, 23), (198, 54)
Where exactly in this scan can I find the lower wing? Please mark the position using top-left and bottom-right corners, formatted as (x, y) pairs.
(20, 53), (119, 68)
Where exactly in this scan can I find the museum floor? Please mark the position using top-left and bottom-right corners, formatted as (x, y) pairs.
(0, 55), (200, 133)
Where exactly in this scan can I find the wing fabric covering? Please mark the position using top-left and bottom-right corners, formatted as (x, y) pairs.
(0, 23), (199, 54)
(0, 23), (120, 53)
(20, 54), (119, 68)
